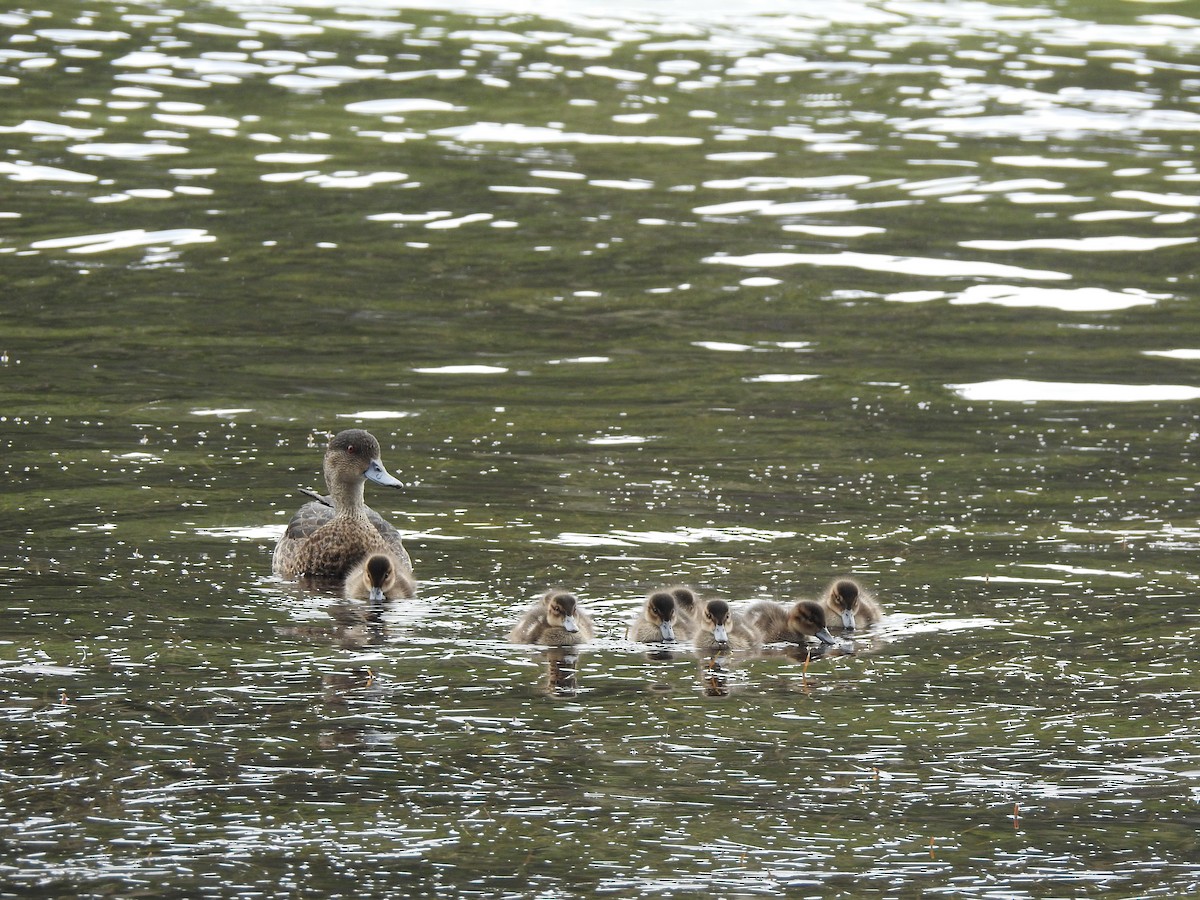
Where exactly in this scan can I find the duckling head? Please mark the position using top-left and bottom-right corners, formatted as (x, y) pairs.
(544, 590), (581, 633)
(363, 554), (394, 604)
(669, 585), (699, 618)
(829, 579), (861, 630)
(646, 591), (677, 642)
(325, 429), (403, 490)
(701, 599), (731, 644)
(791, 600), (837, 645)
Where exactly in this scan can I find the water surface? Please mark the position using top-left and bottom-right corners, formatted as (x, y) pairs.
(2, 0), (1199, 896)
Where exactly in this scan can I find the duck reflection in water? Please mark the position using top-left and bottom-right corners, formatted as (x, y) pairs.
(508, 590), (595, 646)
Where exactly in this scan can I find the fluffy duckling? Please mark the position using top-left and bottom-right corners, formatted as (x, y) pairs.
(509, 590), (595, 646)
(626, 590), (680, 643)
(272, 429), (413, 581)
(663, 585), (702, 636)
(343, 553), (416, 606)
(821, 578), (882, 631)
(691, 599), (762, 651)
(744, 599), (838, 646)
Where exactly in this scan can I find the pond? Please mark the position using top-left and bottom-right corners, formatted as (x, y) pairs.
(1, 0), (1198, 895)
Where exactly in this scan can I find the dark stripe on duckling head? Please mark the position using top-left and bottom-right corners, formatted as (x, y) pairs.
(546, 591), (578, 620)
(648, 591), (676, 624)
(365, 554), (392, 587)
(703, 599), (730, 625)
(792, 600), (826, 631)
(831, 579), (859, 610)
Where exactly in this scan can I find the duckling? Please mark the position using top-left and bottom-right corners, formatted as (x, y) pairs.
(744, 599), (838, 646)
(691, 598), (762, 651)
(626, 591), (680, 643)
(272, 429), (414, 582)
(343, 553), (416, 606)
(509, 590), (595, 646)
(664, 584), (702, 637)
(821, 578), (882, 631)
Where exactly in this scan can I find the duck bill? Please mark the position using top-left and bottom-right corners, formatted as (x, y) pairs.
(368, 586), (386, 604)
(840, 610), (856, 630)
(712, 624), (729, 644)
(814, 627), (838, 646)
(364, 458), (403, 488)
(659, 621), (676, 642)
(561, 615), (579, 633)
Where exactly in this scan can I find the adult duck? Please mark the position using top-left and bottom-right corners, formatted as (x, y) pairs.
(272, 429), (413, 581)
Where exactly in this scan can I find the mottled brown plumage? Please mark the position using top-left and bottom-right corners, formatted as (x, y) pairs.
(272, 429), (413, 582)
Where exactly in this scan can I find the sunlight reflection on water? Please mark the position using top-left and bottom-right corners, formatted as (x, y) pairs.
(4, 0), (1200, 895)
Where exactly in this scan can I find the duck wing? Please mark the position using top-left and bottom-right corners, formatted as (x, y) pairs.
(284, 491), (412, 572)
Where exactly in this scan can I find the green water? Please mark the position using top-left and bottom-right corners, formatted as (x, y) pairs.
(2, 0), (1198, 896)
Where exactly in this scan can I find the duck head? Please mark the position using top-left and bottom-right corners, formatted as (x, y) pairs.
(324, 429), (403, 490)
(363, 554), (395, 604)
(791, 600), (837, 645)
(544, 590), (581, 633)
(828, 579), (861, 630)
(669, 585), (699, 618)
(646, 591), (677, 642)
(701, 599), (731, 645)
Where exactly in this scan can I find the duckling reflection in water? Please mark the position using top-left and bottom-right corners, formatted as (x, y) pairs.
(744, 599), (838, 647)
(509, 590), (595, 646)
(691, 599), (762, 651)
(626, 590), (680, 643)
(822, 578), (882, 631)
(343, 552), (416, 620)
(541, 647), (581, 697)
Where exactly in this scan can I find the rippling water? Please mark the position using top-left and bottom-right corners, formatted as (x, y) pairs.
(2, 0), (1199, 896)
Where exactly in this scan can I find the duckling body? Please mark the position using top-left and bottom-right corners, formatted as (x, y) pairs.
(745, 599), (837, 646)
(627, 591), (680, 643)
(509, 590), (595, 646)
(821, 578), (882, 631)
(343, 553), (416, 606)
(692, 599), (762, 651)
(272, 429), (413, 582)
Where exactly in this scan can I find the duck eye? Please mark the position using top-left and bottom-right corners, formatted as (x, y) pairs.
(347, 445), (357, 454)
